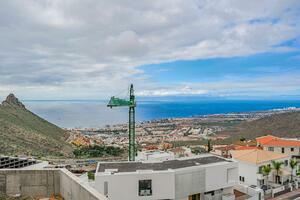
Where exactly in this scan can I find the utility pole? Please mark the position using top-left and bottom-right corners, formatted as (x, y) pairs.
(107, 84), (136, 161)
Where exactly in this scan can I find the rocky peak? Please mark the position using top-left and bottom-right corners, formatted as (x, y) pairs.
(2, 93), (26, 109)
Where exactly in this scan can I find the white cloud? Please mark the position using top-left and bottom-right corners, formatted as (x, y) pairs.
(0, 0), (299, 99)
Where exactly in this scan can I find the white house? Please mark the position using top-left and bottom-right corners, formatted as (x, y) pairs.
(231, 149), (291, 187)
(93, 154), (238, 200)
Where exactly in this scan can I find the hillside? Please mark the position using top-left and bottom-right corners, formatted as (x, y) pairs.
(0, 94), (73, 157)
(219, 111), (300, 140)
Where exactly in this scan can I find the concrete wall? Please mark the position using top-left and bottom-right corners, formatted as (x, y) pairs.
(94, 160), (238, 200)
(175, 166), (205, 199)
(95, 170), (175, 200)
(0, 169), (107, 200)
(205, 162), (238, 192)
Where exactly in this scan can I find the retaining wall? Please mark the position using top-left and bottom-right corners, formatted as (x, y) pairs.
(0, 169), (107, 200)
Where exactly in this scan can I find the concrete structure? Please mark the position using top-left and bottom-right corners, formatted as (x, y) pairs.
(136, 150), (175, 162)
(0, 156), (47, 169)
(0, 169), (107, 200)
(231, 149), (291, 187)
(93, 154), (238, 200)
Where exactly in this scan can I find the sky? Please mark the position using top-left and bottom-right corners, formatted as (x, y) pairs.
(0, 0), (299, 100)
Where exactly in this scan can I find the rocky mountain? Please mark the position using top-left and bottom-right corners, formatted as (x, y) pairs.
(0, 94), (73, 157)
(219, 111), (300, 140)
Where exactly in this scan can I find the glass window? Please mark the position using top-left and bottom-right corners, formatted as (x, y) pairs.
(139, 180), (152, 196)
(282, 148), (285, 153)
(268, 147), (274, 151)
(285, 160), (288, 166)
(291, 148), (294, 152)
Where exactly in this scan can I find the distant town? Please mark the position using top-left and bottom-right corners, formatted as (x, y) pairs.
(67, 107), (300, 155)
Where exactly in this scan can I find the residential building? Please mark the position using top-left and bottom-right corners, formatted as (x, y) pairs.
(93, 155), (238, 200)
(231, 149), (291, 187)
(257, 135), (300, 158)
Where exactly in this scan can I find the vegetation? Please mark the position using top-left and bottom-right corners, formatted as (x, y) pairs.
(191, 146), (207, 155)
(218, 111), (300, 140)
(87, 171), (95, 180)
(207, 139), (212, 152)
(0, 94), (72, 157)
(271, 161), (284, 184)
(261, 165), (272, 187)
(73, 145), (124, 158)
(289, 159), (298, 182)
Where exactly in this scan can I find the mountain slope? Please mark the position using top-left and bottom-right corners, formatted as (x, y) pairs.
(0, 94), (73, 157)
(219, 111), (300, 140)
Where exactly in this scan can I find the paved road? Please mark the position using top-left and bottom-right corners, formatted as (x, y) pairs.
(269, 189), (300, 200)
(288, 193), (300, 200)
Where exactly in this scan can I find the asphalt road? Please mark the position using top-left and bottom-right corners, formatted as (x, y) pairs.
(288, 193), (300, 200)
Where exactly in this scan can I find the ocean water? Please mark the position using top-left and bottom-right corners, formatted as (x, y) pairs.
(23, 100), (300, 128)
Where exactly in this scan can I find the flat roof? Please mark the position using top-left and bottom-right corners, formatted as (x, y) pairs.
(97, 155), (230, 173)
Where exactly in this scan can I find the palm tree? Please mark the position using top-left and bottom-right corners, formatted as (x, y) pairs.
(272, 161), (284, 184)
(289, 159), (298, 182)
(262, 165), (272, 187)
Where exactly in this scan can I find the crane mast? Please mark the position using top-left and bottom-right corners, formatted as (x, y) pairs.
(107, 84), (136, 161)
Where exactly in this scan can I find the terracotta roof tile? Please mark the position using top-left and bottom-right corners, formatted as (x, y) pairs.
(256, 135), (278, 145)
(231, 149), (289, 164)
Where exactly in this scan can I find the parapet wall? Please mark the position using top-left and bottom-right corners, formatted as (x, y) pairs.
(0, 169), (107, 200)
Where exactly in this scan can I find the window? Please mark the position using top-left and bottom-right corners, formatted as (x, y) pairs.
(258, 166), (263, 174)
(139, 180), (152, 196)
(291, 148), (294, 152)
(239, 176), (245, 182)
(268, 147), (274, 151)
(285, 160), (288, 166)
(189, 193), (200, 200)
(282, 148), (285, 153)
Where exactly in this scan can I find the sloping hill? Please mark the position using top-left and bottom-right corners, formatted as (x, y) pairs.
(0, 94), (73, 157)
(219, 111), (300, 140)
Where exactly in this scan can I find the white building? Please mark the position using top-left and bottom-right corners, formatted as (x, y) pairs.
(93, 154), (238, 200)
(231, 149), (291, 187)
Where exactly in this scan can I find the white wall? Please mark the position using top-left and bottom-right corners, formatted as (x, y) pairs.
(205, 162), (238, 192)
(236, 161), (258, 186)
(95, 170), (175, 200)
(235, 157), (291, 187)
(174, 166), (205, 199)
(94, 160), (238, 200)
(263, 146), (300, 156)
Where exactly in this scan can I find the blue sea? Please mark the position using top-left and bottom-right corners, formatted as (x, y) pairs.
(23, 100), (300, 128)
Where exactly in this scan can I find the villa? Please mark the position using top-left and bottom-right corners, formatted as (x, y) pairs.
(93, 155), (238, 200)
(231, 149), (291, 187)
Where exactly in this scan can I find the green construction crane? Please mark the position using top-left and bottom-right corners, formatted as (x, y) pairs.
(107, 84), (136, 161)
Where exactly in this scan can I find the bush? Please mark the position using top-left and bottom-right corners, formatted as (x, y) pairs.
(73, 145), (123, 158)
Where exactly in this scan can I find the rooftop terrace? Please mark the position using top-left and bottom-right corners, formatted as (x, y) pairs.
(97, 155), (230, 173)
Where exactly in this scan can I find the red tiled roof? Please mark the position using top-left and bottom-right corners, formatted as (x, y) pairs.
(264, 138), (300, 147)
(256, 135), (278, 145)
(235, 146), (258, 150)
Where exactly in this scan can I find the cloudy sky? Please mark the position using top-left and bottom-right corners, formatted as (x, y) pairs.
(0, 0), (299, 100)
